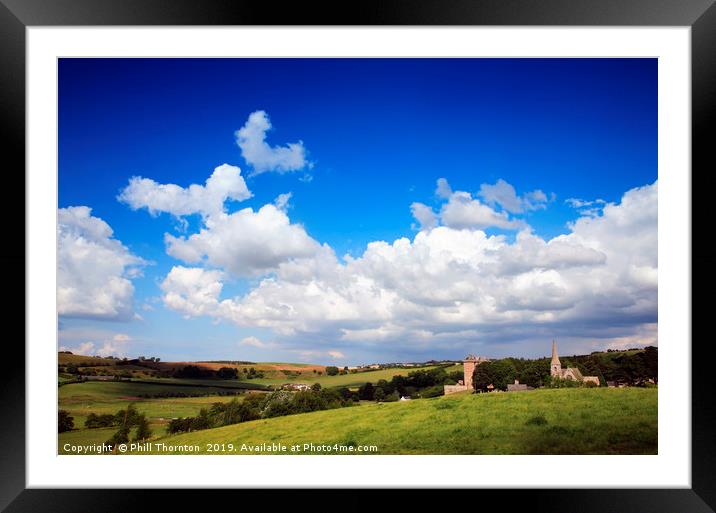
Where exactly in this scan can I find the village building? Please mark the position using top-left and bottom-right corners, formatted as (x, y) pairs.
(550, 341), (600, 386)
(444, 354), (490, 395)
(506, 379), (533, 392)
(444, 342), (600, 395)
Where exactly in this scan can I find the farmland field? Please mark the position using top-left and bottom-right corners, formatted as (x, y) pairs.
(250, 364), (463, 388)
(58, 380), (268, 451)
(57, 350), (459, 389)
(58, 363), (459, 452)
(111, 387), (657, 455)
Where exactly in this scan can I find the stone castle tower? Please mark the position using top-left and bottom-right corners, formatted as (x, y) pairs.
(463, 355), (478, 390)
(463, 354), (491, 389)
(550, 340), (562, 377)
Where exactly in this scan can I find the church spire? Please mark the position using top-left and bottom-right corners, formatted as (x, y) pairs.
(551, 340), (560, 365)
(550, 340), (562, 378)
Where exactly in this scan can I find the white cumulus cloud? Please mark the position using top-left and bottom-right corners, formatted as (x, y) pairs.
(239, 336), (266, 348)
(412, 178), (527, 232)
(441, 191), (523, 230)
(165, 204), (322, 277)
(478, 178), (550, 213)
(58, 206), (145, 321)
(118, 163), (252, 218)
(235, 110), (310, 174)
(160, 266), (225, 318)
(410, 202), (438, 230)
(274, 192), (293, 212)
(59, 332), (132, 357)
(435, 177), (453, 199)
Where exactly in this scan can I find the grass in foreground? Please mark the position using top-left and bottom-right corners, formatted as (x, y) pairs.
(114, 387), (656, 455)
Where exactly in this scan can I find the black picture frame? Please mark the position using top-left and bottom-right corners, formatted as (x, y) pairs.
(2, 1), (714, 511)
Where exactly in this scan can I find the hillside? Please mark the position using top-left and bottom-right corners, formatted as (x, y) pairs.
(58, 351), (456, 389)
(123, 387), (657, 455)
(58, 381), (260, 439)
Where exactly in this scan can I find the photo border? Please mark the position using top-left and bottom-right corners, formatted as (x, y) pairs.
(2, 0), (715, 510)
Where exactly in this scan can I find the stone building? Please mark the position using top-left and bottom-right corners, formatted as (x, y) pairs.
(506, 379), (533, 392)
(550, 340), (600, 386)
(444, 354), (490, 395)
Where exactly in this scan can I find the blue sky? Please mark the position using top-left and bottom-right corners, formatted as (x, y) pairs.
(58, 58), (657, 365)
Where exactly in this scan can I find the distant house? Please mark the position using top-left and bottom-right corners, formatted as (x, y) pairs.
(486, 384), (495, 392)
(399, 396), (411, 401)
(281, 383), (311, 391)
(506, 379), (533, 392)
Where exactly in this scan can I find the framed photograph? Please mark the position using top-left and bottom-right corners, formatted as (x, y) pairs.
(3, 0), (714, 510)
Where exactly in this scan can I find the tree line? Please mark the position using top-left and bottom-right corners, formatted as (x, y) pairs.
(167, 383), (358, 434)
(357, 366), (463, 401)
(471, 346), (658, 392)
(58, 404), (153, 449)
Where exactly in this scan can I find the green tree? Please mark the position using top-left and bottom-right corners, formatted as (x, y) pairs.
(262, 391), (295, 418)
(133, 415), (152, 441)
(337, 387), (352, 401)
(472, 363), (494, 392)
(291, 390), (327, 413)
(472, 359), (518, 391)
(384, 391), (400, 402)
(84, 413), (116, 428)
(107, 425), (130, 448)
(217, 367), (239, 379)
(420, 385), (444, 398)
(491, 359), (518, 390)
(325, 366), (339, 376)
(58, 410), (74, 433)
(114, 404), (141, 427)
(358, 382), (374, 400)
(519, 359), (550, 388)
(311, 382), (322, 392)
(374, 388), (386, 402)
(642, 346), (658, 383)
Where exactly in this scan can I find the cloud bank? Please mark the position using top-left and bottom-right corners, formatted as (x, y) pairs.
(158, 178), (657, 354)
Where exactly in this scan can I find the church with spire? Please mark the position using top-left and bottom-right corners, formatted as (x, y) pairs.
(550, 340), (600, 386)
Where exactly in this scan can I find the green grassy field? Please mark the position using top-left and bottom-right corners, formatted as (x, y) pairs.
(59, 393), (243, 451)
(107, 387), (657, 455)
(59, 380), (258, 401)
(58, 363), (462, 453)
(58, 380), (264, 449)
(126, 377), (268, 390)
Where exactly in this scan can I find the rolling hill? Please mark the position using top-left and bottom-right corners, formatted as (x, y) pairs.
(121, 387), (657, 455)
